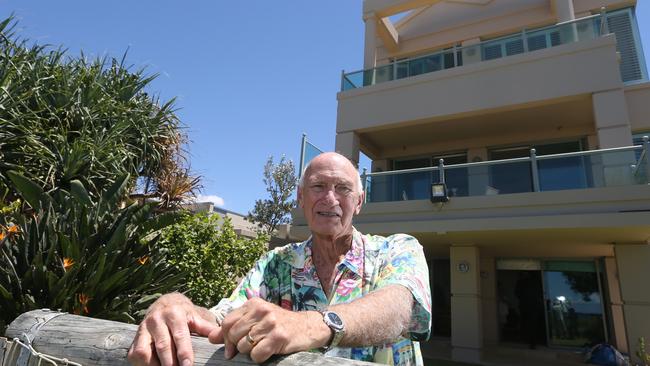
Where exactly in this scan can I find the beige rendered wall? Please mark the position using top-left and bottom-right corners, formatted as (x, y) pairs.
(334, 131), (361, 167)
(378, 0), (553, 63)
(291, 185), (650, 243)
(592, 89), (633, 148)
(615, 244), (650, 364)
(366, 0), (635, 63)
(480, 257), (499, 345)
(377, 122), (591, 161)
(337, 35), (622, 134)
(450, 246), (482, 363)
(603, 257), (629, 353)
(625, 82), (650, 132)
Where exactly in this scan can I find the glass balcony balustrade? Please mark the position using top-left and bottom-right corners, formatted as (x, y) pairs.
(633, 148), (648, 184)
(363, 145), (648, 203)
(341, 9), (646, 91)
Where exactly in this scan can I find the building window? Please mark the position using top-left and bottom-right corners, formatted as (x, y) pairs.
(488, 140), (585, 194)
(387, 152), (468, 201)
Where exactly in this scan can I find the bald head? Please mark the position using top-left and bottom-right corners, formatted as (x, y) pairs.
(298, 152), (365, 238)
(299, 152), (363, 194)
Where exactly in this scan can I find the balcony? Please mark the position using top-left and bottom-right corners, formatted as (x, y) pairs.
(342, 9), (646, 92)
(290, 142), (650, 243)
(363, 142), (648, 203)
(338, 31), (623, 135)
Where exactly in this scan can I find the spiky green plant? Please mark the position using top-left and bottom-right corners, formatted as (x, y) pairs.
(0, 16), (198, 206)
(0, 172), (185, 333)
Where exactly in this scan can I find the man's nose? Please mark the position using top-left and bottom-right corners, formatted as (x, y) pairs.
(322, 188), (339, 204)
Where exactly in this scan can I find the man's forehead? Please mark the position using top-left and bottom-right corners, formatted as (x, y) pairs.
(305, 168), (356, 184)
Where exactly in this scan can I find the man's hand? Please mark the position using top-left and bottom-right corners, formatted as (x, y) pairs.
(128, 293), (220, 366)
(207, 298), (330, 364)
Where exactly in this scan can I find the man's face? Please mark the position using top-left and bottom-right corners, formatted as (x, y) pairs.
(298, 154), (364, 238)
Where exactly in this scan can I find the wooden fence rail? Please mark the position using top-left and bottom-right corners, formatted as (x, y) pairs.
(3, 310), (377, 366)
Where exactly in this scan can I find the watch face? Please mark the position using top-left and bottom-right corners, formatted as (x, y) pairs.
(326, 312), (343, 327)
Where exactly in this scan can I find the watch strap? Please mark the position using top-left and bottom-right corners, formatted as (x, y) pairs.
(320, 310), (345, 351)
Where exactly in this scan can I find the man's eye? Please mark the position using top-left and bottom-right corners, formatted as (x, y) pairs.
(336, 186), (352, 194)
(311, 184), (324, 192)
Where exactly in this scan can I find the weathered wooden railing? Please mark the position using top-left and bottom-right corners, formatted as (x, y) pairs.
(2, 310), (376, 366)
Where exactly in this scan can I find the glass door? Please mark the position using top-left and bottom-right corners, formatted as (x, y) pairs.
(543, 261), (607, 347)
(393, 158), (431, 201)
(536, 140), (588, 191)
(431, 259), (451, 337)
(496, 259), (546, 348)
(489, 146), (532, 194)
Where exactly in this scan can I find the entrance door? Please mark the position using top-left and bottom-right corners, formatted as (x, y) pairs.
(431, 259), (451, 337)
(497, 259), (608, 349)
(543, 261), (607, 347)
(496, 260), (547, 348)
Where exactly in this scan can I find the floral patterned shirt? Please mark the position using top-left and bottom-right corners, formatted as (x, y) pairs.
(210, 229), (431, 365)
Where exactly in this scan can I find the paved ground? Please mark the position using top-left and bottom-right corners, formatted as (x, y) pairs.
(424, 358), (480, 366)
(422, 342), (589, 366)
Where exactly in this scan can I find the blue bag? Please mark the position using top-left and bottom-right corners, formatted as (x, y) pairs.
(586, 343), (627, 366)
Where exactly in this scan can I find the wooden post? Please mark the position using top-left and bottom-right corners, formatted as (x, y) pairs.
(5, 310), (378, 366)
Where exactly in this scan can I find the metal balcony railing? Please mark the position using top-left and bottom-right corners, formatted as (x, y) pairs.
(341, 8), (647, 91)
(361, 138), (650, 203)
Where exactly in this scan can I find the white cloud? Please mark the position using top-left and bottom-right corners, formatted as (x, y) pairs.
(195, 194), (225, 207)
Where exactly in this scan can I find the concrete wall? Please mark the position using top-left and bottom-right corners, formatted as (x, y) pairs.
(364, 0), (635, 63)
(626, 82), (650, 132)
(615, 244), (650, 364)
(480, 257), (499, 345)
(379, 0), (553, 62)
(337, 36), (622, 134)
(450, 246), (482, 363)
(603, 257), (629, 353)
(291, 185), (650, 245)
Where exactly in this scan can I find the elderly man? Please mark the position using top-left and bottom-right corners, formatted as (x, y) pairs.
(128, 152), (431, 365)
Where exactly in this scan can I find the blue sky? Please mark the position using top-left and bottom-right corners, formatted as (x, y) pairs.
(3, 1), (649, 214)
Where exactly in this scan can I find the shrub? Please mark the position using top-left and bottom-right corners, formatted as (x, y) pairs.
(0, 173), (184, 333)
(638, 337), (650, 366)
(157, 212), (268, 308)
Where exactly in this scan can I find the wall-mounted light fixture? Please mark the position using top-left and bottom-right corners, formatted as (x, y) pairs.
(430, 183), (449, 203)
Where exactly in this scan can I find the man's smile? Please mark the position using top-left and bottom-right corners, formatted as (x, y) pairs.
(316, 211), (341, 218)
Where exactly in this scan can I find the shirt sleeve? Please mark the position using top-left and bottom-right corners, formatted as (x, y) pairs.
(374, 234), (432, 341)
(208, 250), (276, 322)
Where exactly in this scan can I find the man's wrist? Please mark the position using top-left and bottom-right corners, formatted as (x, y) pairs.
(319, 310), (346, 351)
(305, 310), (334, 350)
(146, 292), (189, 313)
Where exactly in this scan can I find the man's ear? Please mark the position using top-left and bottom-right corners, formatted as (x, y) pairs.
(297, 186), (304, 208)
(354, 190), (365, 215)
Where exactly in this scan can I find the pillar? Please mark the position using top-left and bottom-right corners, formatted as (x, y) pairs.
(363, 13), (378, 70)
(367, 159), (391, 202)
(480, 257), (498, 345)
(614, 244), (650, 365)
(553, 0), (577, 44)
(603, 257), (629, 353)
(335, 131), (360, 168)
(450, 245), (482, 363)
(592, 90), (634, 186)
(593, 90), (633, 148)
(553, 0), (575, 22)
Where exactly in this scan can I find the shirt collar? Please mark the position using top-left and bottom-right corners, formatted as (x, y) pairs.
(290, 229), (365, 276)
(340, 229), (365, 276)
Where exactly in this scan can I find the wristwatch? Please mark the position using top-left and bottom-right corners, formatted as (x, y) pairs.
(321, 310), (345, 351)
